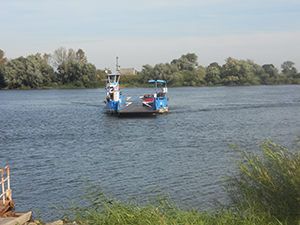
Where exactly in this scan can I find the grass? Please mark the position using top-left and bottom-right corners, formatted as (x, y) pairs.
(51, 139), (300, 224)
(223, 139), (300, 224)
(51, 185), (278, 225)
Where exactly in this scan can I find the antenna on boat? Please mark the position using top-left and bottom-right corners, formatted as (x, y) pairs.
(116, 56), (120, 73)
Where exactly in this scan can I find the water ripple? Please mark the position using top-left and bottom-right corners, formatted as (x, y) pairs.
(0, 86), (300, 220)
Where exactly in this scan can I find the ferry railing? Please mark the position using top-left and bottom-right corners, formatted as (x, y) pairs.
(0, 166), (11, 206)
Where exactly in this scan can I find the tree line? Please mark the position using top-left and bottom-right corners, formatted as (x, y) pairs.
(0, 49), (299, 89)
(134, 53), (300, 86)
(0, 47), (103, 89)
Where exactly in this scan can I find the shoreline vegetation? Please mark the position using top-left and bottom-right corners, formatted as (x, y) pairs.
(1, 48), (300, 90)
(41, 139), (300, 225)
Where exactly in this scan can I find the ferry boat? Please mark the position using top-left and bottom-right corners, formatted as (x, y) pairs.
(103, 58), (169, 115)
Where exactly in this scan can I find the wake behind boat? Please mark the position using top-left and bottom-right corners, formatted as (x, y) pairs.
(103, 58), (169, 116)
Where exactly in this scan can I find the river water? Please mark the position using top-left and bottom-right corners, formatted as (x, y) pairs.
(1, 85), (300, 221)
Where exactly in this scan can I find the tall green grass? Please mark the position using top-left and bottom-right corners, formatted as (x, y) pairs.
(51, 139), (300, 224)
(51, 184), (280, 224)
(224, 139), (300, 224)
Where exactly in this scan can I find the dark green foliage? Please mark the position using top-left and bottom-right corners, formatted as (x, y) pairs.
(0, 65), (6, 88)
(119, 74), (143, 87)
(221, 59), (256, 85)
(0, 48), (100, 89)
(281, 61), (298, 78)
(181, 53), (198, 66)
(56, 58), (97, 87)
(138, 53), (205, 86)
(206, 62), (222, 85)
(0, 49), (6, 87)
(2, 54), (53, 89)
(262, 64), (279, 78)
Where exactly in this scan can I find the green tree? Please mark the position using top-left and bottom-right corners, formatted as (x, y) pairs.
(2, 54), (53, 89)
(153, 63), (168, 81)
(139, 53), (200, 86)
(181, 53), (198, 66)
(182, 65), (206, 86)
(0, 50), (9, 88)
(26, 54), (43, 88)
(194, 65), (206, 85)
(261, 64), (284, 85)
(281, 61), (297, 78)
(139, 62), (182, 85)
(262, 64), (279, 78)
(43, 53), (52, 66)
(171, 57), (194, 72)
(3, 56), (27, 88)
(245, 60), (264, 85)
(0, 66), (6, 88)
(206, 62), (222, 85)
(139, 64), (154, 83)
(222, 58), (254, 85)
(0, 49), (8, 66)
(56, 58), (96, 87)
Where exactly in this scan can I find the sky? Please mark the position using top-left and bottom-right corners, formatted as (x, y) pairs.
(1, 0), (300, 72)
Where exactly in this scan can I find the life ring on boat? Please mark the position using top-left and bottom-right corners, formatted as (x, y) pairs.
(118, 84), (120, 90)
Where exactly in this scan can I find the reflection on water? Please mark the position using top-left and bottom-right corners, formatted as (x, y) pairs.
(1, 85), (300, 221)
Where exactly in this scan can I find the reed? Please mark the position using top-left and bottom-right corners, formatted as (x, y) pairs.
(51, 183), (283, 224)
(223, 139), (300, 224)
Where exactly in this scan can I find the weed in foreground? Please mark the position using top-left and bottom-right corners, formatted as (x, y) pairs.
(50, 182), (284, 224)
(223, 139), (300, 224)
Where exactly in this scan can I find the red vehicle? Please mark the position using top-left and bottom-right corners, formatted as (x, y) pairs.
(142, 94), (154, 106)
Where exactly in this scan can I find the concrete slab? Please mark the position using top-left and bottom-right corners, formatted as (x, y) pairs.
(45, 220), (63, 225)
(0, 211), (32, 225)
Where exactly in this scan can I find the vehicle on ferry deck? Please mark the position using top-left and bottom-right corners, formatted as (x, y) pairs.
(142, 94), (154, 107)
